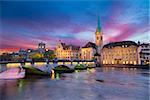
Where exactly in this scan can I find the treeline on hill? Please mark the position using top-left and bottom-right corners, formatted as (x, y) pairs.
(0, 50), (55, 62)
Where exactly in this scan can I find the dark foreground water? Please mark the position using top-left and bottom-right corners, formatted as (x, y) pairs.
(0, 67), (149, 100)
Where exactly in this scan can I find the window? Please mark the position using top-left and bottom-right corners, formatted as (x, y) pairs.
(134, 61), (137, 65)
(112, 61), (114, 64)
(145, 45), (148, 48)
(97, 37), (99, 40)
(123, 61), (125, 64)
(103, 60), (105, 64)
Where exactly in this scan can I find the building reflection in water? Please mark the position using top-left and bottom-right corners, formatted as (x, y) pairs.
(75, 70), (79, 79)
(102, 67), (138, 74)
(56, 73), (60, 80)
(51, 73), (55, 80)
(50, 69), (55, 80)
(18, 79), (24, 93)
(50, 70), (60, 80)
(87, 68), (96, 73)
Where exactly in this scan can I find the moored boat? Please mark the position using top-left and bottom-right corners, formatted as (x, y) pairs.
(54, 65), (74, 73)
(22, 66), (50, 76)
(74, 64), (87, 70)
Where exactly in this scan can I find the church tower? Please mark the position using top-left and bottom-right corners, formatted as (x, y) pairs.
(95, 16), (103, 49)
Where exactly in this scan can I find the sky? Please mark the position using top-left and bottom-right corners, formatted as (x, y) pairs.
(0, 0), (149, 53)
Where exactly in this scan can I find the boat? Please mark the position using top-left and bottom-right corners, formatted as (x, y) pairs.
(74, 64), (87, 70)
(54, 65), (74, 73)
(0, 68), (25, 79)
(22, 66), (50, 76)
(86, 64), (96, 68)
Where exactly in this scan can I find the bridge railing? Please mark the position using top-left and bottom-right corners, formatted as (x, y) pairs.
(0, 60), (96, 72)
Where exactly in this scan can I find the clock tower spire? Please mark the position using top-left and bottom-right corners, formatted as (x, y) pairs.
(95, 16), (103, 48)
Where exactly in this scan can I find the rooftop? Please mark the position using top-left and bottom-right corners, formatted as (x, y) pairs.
(82, 42), (97, 49)
(60, 43), (80, 50)
(103, 41), (138, 48)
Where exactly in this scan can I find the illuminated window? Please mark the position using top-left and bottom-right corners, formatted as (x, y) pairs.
(123, 61), (125, 64)
(112, 61), (114, 64)
(97, 37), (99, 40)
(103, 60), (105, 64)
(134, 61), (137, 65)
(105, 61), (108, 64)
(134, 50), (136, 53)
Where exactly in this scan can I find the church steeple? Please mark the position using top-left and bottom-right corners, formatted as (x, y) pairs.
(97, 16), (101, 32)
(95, 16), (103, 48)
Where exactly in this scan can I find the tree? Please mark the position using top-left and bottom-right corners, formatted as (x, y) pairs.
(44, 50), (55, 60)
(29, 52), (44, 60)
(0, 53), (12, 61)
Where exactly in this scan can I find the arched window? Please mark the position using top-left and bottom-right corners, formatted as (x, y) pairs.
(101, 36), (102, 40)
(97, 37), (99, 40)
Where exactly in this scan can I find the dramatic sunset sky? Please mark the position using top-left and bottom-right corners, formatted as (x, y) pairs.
(0, 0), (149, 53)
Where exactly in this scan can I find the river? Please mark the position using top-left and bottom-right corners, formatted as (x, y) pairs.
(0, 67), (149, 100)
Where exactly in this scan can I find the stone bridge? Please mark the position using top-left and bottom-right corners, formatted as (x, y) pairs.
(0, 60), (96, 72)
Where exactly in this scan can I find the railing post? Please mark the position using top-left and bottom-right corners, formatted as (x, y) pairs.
(20, 59), (25, 66)
(46, 59), (49, 64)
(31, 59), (34, 66)
(21, 62), (25, 66)
(63, 61), (65, 65)
(53, 58), (58, 68)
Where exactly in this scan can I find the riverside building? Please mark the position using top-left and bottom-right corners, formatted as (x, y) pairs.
(138, 42), (150, 65)
(81, 42), (97, 60)
(101, 41), (139, 65)
(55, 41), (80, 60)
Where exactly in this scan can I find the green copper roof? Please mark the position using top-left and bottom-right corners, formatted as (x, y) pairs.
(97, 16), (101, 32)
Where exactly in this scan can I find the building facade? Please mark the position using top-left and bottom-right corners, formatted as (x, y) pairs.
(81, 42), (97, 60)
(138, 42), (150, 65)
(101, 41), (139, 65)
(55, 41), (80, 60)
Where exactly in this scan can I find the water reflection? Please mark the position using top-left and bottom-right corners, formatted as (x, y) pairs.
(55, 73), (60, 80)
(51, 73), (55, 80)
(50, 72), (65, 80)
(0, 67), (149, 100)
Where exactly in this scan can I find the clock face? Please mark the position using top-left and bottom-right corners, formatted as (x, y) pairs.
(96, 32), (99, 35)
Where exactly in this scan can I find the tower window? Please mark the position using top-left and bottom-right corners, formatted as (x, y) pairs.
(97, 37), (99, 40)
